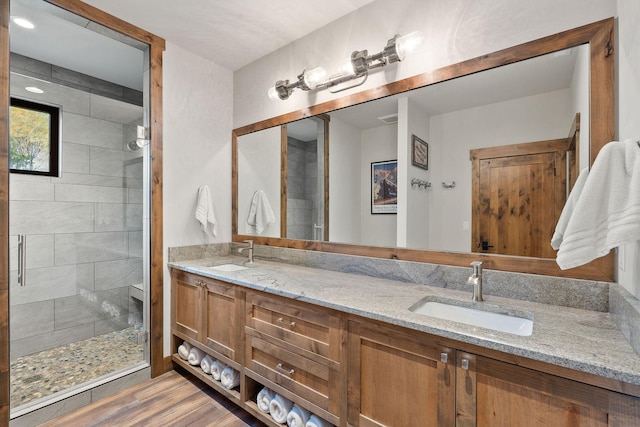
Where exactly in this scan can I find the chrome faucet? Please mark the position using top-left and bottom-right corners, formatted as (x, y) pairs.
(467, 261), (484, 302)
(238, 239), (254, 263)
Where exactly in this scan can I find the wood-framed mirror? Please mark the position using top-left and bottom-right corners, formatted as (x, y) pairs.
(232, 18), (614, 282)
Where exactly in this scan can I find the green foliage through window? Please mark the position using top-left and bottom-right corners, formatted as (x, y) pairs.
(10, 98), (60, 176)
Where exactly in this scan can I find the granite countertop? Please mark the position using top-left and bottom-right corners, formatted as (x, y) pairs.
(169, 256), (640, 388)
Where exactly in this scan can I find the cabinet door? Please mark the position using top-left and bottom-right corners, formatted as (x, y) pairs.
(171, 270), (203, 341)
(459, 353), (640, 427)
(347, 321), (455, 427)
(202, 279), (241, 361)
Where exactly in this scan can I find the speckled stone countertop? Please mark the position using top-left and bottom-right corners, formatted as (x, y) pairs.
(169, 255), (640, 388)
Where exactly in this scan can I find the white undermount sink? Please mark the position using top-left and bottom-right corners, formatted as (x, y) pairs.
(206, 264), (248, 272)
(410, 300), (533, 336)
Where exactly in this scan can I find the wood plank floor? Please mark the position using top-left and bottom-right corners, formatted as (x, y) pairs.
(40, 370), (265, 427)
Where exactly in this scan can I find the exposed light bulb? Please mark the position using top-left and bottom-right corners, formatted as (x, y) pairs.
(339, 57), (356, 76)
(395, 31), (424, 61)
(267, 86), (280, 101)
(13, 17), (34, 29)
(303, 67), (327, 90)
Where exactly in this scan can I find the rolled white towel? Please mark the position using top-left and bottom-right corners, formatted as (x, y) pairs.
(220, 366), (240, 389)
(210, 360), (226, 381)
(305, 415), (333, 427)
(269, 394), (293, 424)
(187, 347), (205, 366)
(256, 387), (274, 414)
(177, 342), (192, 360)
(287, 404), (311, 427)
(200, 355), (214, 374)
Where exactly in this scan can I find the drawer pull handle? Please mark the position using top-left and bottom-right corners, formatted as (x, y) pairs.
(440, 352), (448, 364)
(461, 358), (470, 370)
(276, 363), (295, 376)
(276, 317), (296, 329)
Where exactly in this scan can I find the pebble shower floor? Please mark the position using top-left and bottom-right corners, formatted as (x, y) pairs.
(10, 327), (144, 409)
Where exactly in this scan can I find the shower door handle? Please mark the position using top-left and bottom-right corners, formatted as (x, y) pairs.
(17, 235), (26, 287)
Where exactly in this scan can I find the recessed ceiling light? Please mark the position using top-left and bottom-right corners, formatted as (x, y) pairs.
(25, 86), (44, 94)
(12, 17), (35, 29)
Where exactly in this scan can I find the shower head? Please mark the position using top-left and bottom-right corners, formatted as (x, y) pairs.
(127, 139), (146, 151)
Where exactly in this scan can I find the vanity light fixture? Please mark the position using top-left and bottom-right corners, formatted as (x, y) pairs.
(268, 31), (424, 101)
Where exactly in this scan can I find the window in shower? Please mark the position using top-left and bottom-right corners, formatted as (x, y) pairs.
(9, 97), (60, 176)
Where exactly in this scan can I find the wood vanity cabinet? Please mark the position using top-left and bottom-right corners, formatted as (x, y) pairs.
(171, 269), (242, 362)
(244, 290), (345, 422)
(171, 269), (640, 427)
(348, 319), (640, 427)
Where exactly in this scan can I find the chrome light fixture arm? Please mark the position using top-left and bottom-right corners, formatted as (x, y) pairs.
(269, 32), (423, 100)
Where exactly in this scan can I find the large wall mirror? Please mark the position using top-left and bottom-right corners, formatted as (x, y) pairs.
(233, 18), (614, 281)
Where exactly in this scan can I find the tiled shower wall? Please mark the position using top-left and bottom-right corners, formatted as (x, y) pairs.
(8, 59), (144, 358)
(287, 136), (318, 240)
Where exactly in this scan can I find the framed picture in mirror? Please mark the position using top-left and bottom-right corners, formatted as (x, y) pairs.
(371, 160), (398, 214)
(412, 134), (428, 170)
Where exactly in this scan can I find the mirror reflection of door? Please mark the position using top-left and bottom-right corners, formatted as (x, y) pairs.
(472, 139), (569, 258)
(285, 115), (329, 241)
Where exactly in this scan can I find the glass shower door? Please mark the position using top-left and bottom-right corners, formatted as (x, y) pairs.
(8, 0), (150, 416)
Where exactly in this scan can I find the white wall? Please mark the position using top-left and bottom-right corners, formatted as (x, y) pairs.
(237, 127), (281, 238)
(400, 97), (430, 249)
(329, 116), (361, 244)
(570, 44), (591, 171)
(359, 124), (397, 247)
(163, 42), (233, 355)
(616, 0), (640, 297)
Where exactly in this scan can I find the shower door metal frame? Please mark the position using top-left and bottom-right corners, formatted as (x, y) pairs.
(0, 0), (167, 423)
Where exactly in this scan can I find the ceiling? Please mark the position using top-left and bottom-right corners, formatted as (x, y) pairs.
(10, 0), (375, 89)
(80, 0), (376, 71)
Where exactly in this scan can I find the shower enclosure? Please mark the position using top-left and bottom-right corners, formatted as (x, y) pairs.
(8, 0), (151, 419)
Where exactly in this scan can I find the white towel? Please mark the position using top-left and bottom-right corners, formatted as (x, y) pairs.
(305, 415), (332, 427)
(551, 168), (589, 249)
(269, 394), (293, 424)
(287, 404), (311, 427)
(177, 342), (191, 360)
(187, 347), (205, 366)
(210, 360), (226, 381)
(195, 185), (217, 236)
(557, 140), (640, 269)
(256, 387), (274, 413)
(220, 366), (240, 389)
(247, 190), (275, 234)
(200, 355), (214, 374)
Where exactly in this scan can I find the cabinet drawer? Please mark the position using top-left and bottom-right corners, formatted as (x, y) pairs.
(246, 335), (335, 412)
(247, 292), (334, 360)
